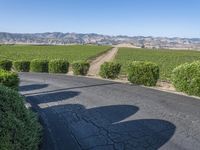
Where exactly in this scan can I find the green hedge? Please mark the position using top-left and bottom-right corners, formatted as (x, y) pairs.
(72, 61), (90, 75)
(30, 59), (49, 73)
(99, 62), (121, 79)
(0, 85), (41, 150)
(49, 59), (69, 73)
(0, 60), (12, 71)
(127, 61), (159, 86)
(0, 70), (19, 90)
(172, 61), (200, 96)
(13, 60), (30, 72)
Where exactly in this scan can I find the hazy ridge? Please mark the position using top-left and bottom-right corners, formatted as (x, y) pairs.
(1, 32), (200, 49)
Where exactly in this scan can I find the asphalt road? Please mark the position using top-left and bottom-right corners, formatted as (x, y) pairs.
(19, 73), (200, 150)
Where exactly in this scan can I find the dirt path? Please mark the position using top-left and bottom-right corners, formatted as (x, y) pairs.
(88, 47), (118, 76)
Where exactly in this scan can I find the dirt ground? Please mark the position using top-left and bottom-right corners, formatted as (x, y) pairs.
(87, 47), (118, 75)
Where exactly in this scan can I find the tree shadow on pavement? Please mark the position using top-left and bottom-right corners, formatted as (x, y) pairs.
(41, 103), (176, 150)
(23, 82), (119, 96)
(22, 83), (176, 150)
(26, 90), (80, 105)
(20, 84), (49, 92)
(23, 89), (81, 150)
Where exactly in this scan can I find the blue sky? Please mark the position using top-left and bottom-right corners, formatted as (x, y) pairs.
(0, 0), (199, 38)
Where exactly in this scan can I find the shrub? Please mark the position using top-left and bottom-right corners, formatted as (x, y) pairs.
(0, 60), (12, 71)
(171, 61), (200, 96)
(49, 59), (69, 73)
(0, 85), (41, 150)
(30, 59), (49, 73)
(0, 70), (19, 90)
(72, 61), (90, 75)
(127, 61), (159, 86)
(99, 62), (121, 79)
(13, 60), (30, 72)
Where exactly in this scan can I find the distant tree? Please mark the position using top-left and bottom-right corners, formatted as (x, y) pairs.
(141, 44), (145, 48)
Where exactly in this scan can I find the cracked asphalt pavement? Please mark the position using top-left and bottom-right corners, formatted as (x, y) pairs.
(19, 73), (200, 150)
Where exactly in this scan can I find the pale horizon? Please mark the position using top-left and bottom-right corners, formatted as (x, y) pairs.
(1, 31), (200, 39)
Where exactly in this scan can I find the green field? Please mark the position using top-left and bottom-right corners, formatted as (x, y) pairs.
(0, 45), (111, 62)
(115, 48), (200, 81)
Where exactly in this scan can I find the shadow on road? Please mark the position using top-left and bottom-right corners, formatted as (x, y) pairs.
(23, 89), (81, 150)
(26, 91), (80, 104)
(22, 83), (176, 150)
(20, 84), (49, 92)
(45, 104), (176, 149)
(22, 82), (119, 96)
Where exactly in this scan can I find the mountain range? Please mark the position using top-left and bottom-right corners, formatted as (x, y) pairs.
(1, 32), (200, 49)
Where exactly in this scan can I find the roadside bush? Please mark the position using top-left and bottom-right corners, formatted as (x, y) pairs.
(127, 61), (159, 86)
(0, 60), (12, 71)
(72, 61), (90, 75)
(0, 85), (41, 150)
(13, 60), (30, 72)
(49, 59), (69, 73)
(30, 59), (49, 73)
(0, 69), (19, 90)
(99, 62), (121, 79)
(171, 61), (200, 96)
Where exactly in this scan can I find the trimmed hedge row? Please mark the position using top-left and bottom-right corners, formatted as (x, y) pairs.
(0, 60), (12, 71)
(100, 62), (121, 79)
(13, 60), (30, 72)
(172, 61), (200, 96)
(2, 57), (200, 96)
(0, 69), (19, 90)
(72, 61), (90, 75)
(0, 85), (41, 150)
(49, 59), (69, 73)
(127, 61), (159, 86)
(30, 59), (49, 73)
